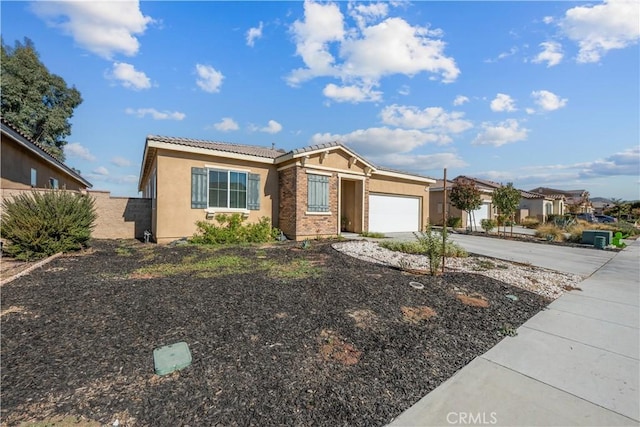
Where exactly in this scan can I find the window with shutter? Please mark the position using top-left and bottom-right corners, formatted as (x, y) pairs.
(247, 173), (261, 210)
(307, 174), (329, 212)
(191, 167), (207, 208)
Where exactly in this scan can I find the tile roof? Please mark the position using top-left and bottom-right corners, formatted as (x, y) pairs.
(147, 135), (286, 159)
(454, 175), (503, 190)
(289, 141), (342, 155)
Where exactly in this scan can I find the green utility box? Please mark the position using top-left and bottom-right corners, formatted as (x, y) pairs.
(594, 236), (606, 249)
(153, 341), (192, 376)
(581, 230), (612, 246)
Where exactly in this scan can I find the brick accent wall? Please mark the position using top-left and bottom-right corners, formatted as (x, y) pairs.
(278, 167), (297, 237)
(278, 166), (340, 240)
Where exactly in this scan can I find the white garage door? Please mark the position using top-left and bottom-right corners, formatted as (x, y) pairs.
(471, 203), (490, 228)
(369, 194), (420, 233)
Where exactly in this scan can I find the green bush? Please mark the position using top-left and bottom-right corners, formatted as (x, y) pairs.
(480, 218), (497, 233)
(447, 217), (462, 228)
(1, 190), (97, 260)
(191, 213), (279, 245)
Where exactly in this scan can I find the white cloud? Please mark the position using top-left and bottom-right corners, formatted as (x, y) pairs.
(214, 117), (239, 131)
(371, 152), (468, 171)
(246, 21), (263, 47)
(490, 93), (517, 112)
(531, 90), (568, 111)
(31, 0), (154, 59)
(485, 46), (518, 63)
(311, 127), (444, 157)
(472, 119), (529, 147)
(260, 120), (283, 134)
(93, 166), (109, 176)
(543, 16), (555, 24)
(532, 41), (564, 67)
(398, 85), (410, 96)
(453, 95), (469, 106)
(380, 105), (472, 134)
(111, 157), (131, 167)
(108, 62), (151, 90)
(287, 1), (459, 101)
(195, 64), (224, 93)
(579, 146), (640, 177)
(323, 83), (382, 103)
(561, 0), (640, 63)
(125, 108), (185, 120)
(64, 142), (95, 161)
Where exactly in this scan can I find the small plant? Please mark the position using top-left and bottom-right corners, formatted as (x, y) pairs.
(446, 216), (462, 228)
(0, 190), (96, 260)
(521, 216), (540, 229)
(414, 224), (448, 275)
(191, 214), (279, 245)
(534, 224), (565, 242)
(498, 323), (518, 337)
(480, 218), (497, 234)
(359, 231), (385, 238)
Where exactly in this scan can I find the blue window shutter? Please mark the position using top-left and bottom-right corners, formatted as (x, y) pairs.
(307, 174), (329, 212)
(191, 167), (207, 209)
(247, 173), (261, 210)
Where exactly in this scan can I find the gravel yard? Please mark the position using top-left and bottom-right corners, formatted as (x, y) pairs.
(1, 239), (562, 426)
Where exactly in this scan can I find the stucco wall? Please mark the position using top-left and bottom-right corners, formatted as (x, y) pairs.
(0, 188), (151, 240)
(152, 149), (279, 243)
(1, 137), (87, 191)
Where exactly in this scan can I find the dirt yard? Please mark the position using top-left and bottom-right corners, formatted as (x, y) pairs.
(1, 239), (550, 426)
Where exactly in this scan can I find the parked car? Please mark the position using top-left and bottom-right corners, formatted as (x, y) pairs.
(576, 213), (598, 223)
(595, 214), (617, 223)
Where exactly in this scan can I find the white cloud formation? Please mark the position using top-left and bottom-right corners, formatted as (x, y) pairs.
(108, 62), (151, 90)
(93, 166), (109, 176)
(380, 105), (472, 135)
(195, 64), (224, 93)
(561, 0), (640, 63)
(125, 108), (185, 120)
(287, 0), (459, 102)
(30, 0), (154, 59)
(323, 83), (382, 103)
(579, 146), (640, 177)
(260, 120), (283, 134)
(369, 152), (468, 171)
(214, 117), (239, 131)
(111, 157), (131, 167)
(311, 127), (444, 158)
(453, 95), (469, 106)
(543, 16), (555, 24)
(64, 142), (96, 161)
(532, 41), (564, 67)
(490, 93), (517, 112)
(398, 85), (410, 96)
(472, 119), (529, 147)
(531, 90), (568, 111)
(246, 21), (263, 47)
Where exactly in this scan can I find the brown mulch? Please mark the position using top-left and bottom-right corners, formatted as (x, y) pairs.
(1, 239), (550, 426)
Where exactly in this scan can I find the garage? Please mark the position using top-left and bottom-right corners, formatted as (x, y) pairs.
(470, 202), (490, 229)
(368, 194), (420, 233)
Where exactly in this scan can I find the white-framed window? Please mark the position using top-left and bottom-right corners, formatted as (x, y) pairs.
(49, 178), (59, 189)
(307, 173), (329, 212)
(191, 167), (260, 211)
(30, 168), (37, 187)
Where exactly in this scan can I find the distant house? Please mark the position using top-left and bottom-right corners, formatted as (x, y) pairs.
(138, 135), (435, 243)
(518, 190), (562, 222)
(1, 118), (92, 192)
(429, 177), (494, 229)
(529, 187), (590, 213)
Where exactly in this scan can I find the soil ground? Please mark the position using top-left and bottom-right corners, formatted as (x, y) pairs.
(1, 239), (550, 426)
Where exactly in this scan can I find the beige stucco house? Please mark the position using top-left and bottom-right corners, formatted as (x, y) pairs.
(428, 179), (494, 229)
(138, 135), (435, 243)
(1, 118), (92, 192)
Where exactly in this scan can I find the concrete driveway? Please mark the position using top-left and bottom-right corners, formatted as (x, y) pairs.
(383, 232), (618, 276)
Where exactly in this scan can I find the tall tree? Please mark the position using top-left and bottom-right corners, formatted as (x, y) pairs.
(493, 182), (521, 237)
(449, 181), (482, 232)
(1, 38), (82, 161)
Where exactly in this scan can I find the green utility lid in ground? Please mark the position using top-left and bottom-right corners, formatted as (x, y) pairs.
(153, 341), (192, 376)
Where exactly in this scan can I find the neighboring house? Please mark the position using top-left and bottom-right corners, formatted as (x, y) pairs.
(1, 118), (92, 192)
(517, 190), (560, 223)
(429, 178), (494, 229)
(138, 135), (435, 243)
(529, 187), (590, 213)
(590, 197), (613, 215)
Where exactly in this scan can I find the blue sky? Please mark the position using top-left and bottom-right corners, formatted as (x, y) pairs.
(2, 0), (639, 199)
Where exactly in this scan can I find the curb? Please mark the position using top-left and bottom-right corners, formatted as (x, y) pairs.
(0, 252), (64, 286)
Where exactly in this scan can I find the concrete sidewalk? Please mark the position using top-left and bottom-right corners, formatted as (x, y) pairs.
(389, 239), (640, 426)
